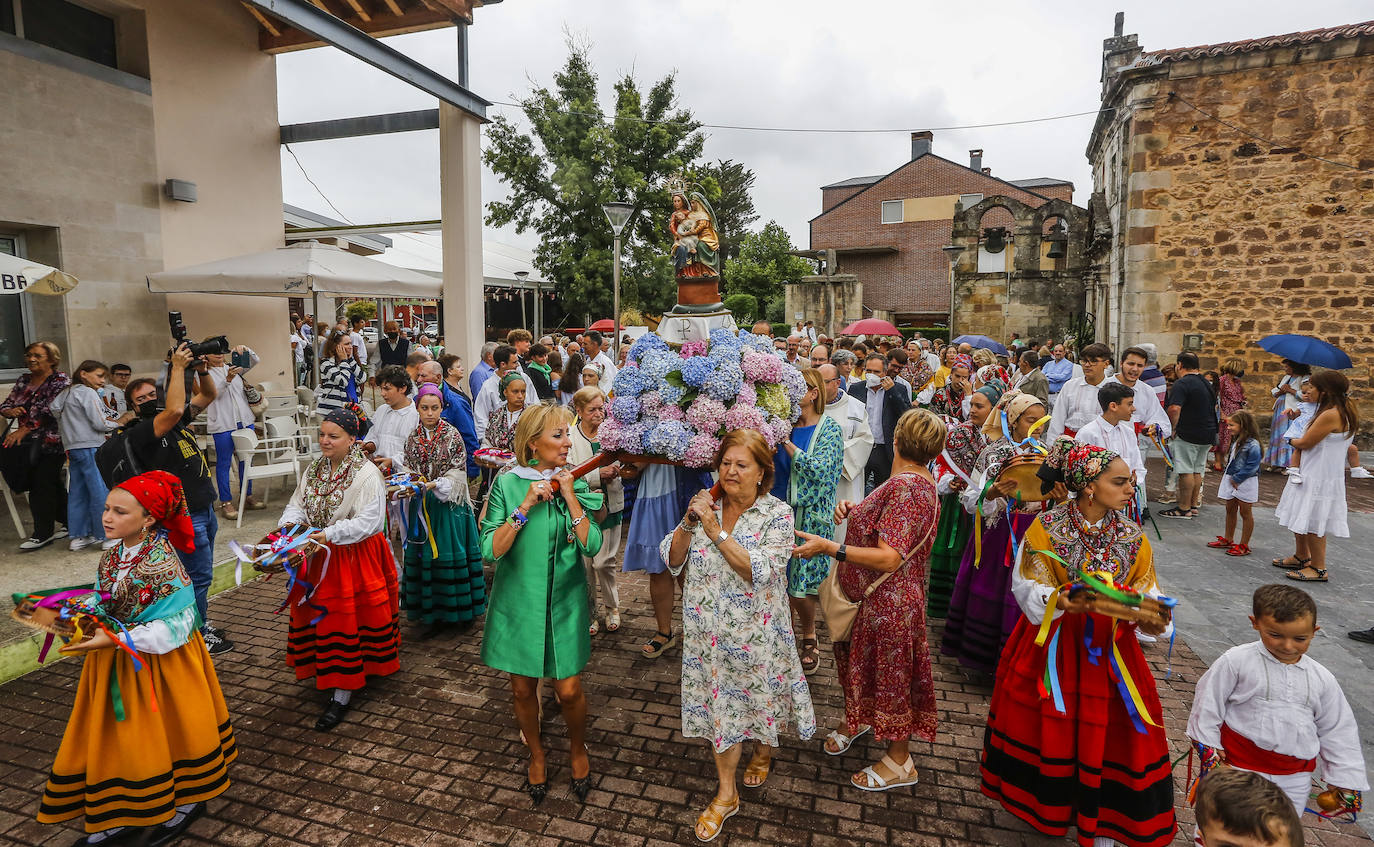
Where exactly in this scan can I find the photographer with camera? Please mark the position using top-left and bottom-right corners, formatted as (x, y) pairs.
(110, 342), (234, 656)
(206, 343), (262, 520)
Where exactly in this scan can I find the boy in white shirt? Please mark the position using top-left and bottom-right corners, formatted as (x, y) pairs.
(1073, 381), (1145, 492)
(1188, 584), (1367, 818)
(364, 365), (418, 475)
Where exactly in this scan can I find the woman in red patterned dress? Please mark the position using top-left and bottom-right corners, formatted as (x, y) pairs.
(793, 408), (945, 792)
(1210, 358), (1247, 471)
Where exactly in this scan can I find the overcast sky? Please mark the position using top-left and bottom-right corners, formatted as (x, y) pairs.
(275, 0), (1370, 271)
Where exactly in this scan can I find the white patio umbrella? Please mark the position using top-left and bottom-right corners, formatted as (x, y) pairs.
(0, 253), (78, 295)
(147, 241), (444, 387)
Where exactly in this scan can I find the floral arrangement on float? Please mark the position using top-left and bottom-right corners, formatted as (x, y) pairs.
(597, 329), (807, 467)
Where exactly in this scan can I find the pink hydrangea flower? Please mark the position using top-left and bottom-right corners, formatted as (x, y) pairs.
(684, 433), (722, 467)
(679, 340), (709, 358)
(686, 395), (727, 432)
(741, 350), (782, 383)
(724, 403), (766, 432)
(736, 383), (757, 408)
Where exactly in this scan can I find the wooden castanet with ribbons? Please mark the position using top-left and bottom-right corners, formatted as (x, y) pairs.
(549, 450), (723, 500)
(1066, 575), (1176, 627)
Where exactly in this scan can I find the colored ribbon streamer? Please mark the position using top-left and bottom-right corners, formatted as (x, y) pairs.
(1043, 626), (1066, 714)
(1109, 622), (1161, 733)
(388, 472), (438, 558)
(1147, 428), (1174, 469)
(230, 525), (331, 624)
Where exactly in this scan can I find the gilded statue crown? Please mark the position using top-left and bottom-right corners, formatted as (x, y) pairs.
(664, 174), (690, 196)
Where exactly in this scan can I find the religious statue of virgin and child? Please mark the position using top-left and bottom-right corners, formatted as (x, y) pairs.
(666, 179), (724, 316)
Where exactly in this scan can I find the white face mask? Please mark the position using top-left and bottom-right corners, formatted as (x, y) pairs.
(865, 373), (882, 389)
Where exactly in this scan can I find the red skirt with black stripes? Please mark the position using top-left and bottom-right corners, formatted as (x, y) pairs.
(980, 612), (1176, 847)
(286, 532), (400, 691)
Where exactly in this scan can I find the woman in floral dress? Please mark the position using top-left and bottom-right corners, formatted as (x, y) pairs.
(661, 429), (815, 843)
(1210, 358), (1247, 471)
(794, 408), (946, 793)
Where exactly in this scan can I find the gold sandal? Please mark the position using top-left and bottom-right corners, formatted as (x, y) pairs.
(694, 796), (739, 843)
(742, 751), (771, 788)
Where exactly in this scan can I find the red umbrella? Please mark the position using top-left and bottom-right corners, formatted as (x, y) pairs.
(588, 318), (617, 332)
(841, 318), (900, 337)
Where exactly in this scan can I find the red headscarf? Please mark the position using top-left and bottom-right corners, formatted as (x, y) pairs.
(115, 470), (196, 553)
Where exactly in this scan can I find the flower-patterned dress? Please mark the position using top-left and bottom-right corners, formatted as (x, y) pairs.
(835, 472), (940, 741)
(786, 414), (845, 597)
(929, 382), (968, 421)
(659, 494), (816, 753)
(482, 407), (522, 452)
(1212, 372), (1247, 462)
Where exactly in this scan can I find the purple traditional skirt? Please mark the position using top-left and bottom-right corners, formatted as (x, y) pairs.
(941, 510), (1038, 674)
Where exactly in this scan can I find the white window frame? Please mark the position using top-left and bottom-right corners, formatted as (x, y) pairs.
(880, 200), (903, 224)
(0, 232), (36, 381)
(959, 193), (984, 209)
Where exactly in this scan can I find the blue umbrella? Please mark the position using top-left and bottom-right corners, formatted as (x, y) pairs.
(952, 335), (1009, 356)
(1256, 334), (1352, 369)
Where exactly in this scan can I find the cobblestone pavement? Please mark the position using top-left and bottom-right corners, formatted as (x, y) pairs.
(1, 570), (1368, 847)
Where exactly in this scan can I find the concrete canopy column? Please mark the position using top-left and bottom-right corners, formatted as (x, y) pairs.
(439, 101), (484, 372)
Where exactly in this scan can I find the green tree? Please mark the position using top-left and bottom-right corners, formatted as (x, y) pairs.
(484, 38), (705, 321)
(723, 221), (814, 306)
(723, 293), (758, 323)
(345, 300), (377, 322)
(688, 159), (757, 261)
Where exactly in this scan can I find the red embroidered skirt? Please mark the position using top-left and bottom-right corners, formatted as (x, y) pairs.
(980, 613), (1176, 847)
(286, 532), (400, 690)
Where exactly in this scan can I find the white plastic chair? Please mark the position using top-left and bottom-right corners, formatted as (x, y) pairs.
(265, 416), (318, 475)
(0, 476), (25, 537)
(264, 395), (297, 419)
(230, 428), (301, 528)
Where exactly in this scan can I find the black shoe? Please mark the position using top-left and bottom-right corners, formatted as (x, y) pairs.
(200, 626), (234, 656)
(315, 699), (351, 731)
(520, 779), (548, 807)
(148, 803), (205, 847)
(570, 775), (592, 803)
(1349, 628), (1374, 644)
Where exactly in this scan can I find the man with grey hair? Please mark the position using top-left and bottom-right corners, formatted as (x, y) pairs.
(784, 334), (803, 367)
(470, 341), (498, 397)
(819, 363), (873, 539)
(918, 338), (940, 373)
(415, 360), (444, 397)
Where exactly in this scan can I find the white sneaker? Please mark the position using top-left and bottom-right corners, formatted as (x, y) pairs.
(69, 536), (100, 551)
(102, 538), (121, 550)
(1351, 466), (1373, 479)
(19, 534), (56, 552)
(52, 527), (69, 540)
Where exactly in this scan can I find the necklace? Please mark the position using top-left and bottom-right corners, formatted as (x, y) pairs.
(411, 423), (443, 476)
(1067, 501), (1122, 575)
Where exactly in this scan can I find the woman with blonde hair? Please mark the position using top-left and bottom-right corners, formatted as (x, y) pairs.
(795, 409), (944, 793)
(663, 429), (814, 841)
(568, 386), (625, 635)
(480, 403), (604, 805)
(1211, 357), (1248, 471)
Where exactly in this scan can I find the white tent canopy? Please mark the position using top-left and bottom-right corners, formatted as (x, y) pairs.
(146, 241), (441, 299)
(0, 252), (78, 295)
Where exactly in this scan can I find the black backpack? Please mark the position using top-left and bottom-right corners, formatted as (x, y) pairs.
(96, 425), (143, 488)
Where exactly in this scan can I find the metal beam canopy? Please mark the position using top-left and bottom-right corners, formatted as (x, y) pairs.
(245, 0), (489, 122)
(280, 109), (441, 144)
(287, 220), (442, 239)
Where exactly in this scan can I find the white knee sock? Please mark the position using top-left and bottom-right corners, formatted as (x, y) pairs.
(332, 688), (353, 705)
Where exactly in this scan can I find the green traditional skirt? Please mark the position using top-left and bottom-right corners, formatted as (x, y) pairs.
(403, 492), (487, 625)
(928, 491), (972, 618)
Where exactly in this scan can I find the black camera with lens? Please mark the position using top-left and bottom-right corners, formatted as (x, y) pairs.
(168, 311), (229, 359)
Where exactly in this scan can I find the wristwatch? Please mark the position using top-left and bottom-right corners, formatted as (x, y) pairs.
(714, 530), (729, 546)
(835, 544), (847, 562)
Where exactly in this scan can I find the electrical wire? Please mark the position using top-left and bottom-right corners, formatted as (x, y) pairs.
(1168, 92), (1373, 173)
(487, 99), (1115, 134)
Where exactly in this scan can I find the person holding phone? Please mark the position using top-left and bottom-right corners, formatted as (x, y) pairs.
(205, 344), (261, 520)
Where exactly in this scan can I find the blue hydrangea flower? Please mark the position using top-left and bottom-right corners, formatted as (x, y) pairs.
(704, 358), (744, 403)
(646, 419), (691, 462)
(610, 394), (642, 424)
(639, 349), (676, 381)
(680, 356), (716, 388)
(659, 383), (686, 406)
(611, 366), (655, 399)
(628, 332), (669, 364)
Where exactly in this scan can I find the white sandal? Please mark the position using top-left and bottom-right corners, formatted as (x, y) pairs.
(822, 725), (871, 756)
(852, 754), (918, 792)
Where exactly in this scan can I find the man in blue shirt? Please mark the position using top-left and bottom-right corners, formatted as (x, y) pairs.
(468, 342), (497, 399)
(1041, 343), (1075, 409)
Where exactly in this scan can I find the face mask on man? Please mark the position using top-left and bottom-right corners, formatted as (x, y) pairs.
(135, 398), (159, 419)
(386, 332), (399, 342)
(864, 373), (882, 389)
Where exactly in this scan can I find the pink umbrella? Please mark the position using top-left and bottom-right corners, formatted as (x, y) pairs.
(588, 318), (617, 332)
(841, 318), (900, 337)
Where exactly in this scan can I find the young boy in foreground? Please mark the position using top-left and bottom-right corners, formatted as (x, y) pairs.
(1187, 584), (1367, 816)
(1194, 768), (1304, 847)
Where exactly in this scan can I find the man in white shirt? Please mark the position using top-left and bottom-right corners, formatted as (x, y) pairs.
(1048, 342), (1113, 439)
(349, 317), (369, 375)
(1074, 382), (1145, 492)
(820, 363), (874, 517)
(584, 330), (617, 387)
(784, 335), (804, 368)
(365, 365), (419, 474)
(473, 345), (537, 441)
(918, 338), (941, 374)
(101, 362), (132, 417)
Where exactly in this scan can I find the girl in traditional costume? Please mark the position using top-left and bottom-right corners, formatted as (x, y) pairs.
(942, 390), (1058, 673)
(278, 407), (400, 732)
(980, 438), (1175, 847)
(480, 404), (603, 806)
(928, 385), (996, 617)
(38, 471), (236, 846)
(401, 384), (486, 640)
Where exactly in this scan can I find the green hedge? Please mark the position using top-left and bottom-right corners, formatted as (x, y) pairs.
(900, 326), (950, 342)
(771, 322), (791, 338)
(723, 294), (758, 323)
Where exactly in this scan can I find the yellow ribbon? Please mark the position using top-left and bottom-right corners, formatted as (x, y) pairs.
(1111, 621), (1161, 728)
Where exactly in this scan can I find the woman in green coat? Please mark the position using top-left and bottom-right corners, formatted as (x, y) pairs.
(480, 404), (603, 807)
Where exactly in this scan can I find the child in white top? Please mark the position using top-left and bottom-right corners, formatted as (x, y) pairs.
(1187, 584), (1367, 817)
(1073, 381), (1146, 489)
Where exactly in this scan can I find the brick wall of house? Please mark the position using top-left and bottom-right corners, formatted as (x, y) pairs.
(811, 155), (1058, 316)
(821, 185), (870, 212)
(1116, 48), (1374, 439)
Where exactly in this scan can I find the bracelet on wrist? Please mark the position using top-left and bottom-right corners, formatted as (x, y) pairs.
(507, 509), (528, 529)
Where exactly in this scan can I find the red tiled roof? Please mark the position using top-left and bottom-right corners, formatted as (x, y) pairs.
(1135, 19), (1374, 65)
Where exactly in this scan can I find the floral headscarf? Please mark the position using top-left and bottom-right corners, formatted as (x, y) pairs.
(954, 353), (974, 372)
(1040, 436), (1120, 492)
(981, 390), (1045, 441)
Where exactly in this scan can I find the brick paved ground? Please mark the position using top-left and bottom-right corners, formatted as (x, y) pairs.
(1, 571), (1368, 847)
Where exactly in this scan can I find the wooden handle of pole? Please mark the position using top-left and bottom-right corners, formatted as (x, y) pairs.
(548, 451), (723, 501)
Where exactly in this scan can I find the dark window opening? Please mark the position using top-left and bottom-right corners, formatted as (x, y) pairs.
(23, 0), (118, 69)
(1, 2), (14, 35)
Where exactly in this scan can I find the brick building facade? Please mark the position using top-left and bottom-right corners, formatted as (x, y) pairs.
(809, 132), (1073, 327)
(1087, 16), (1374, 439)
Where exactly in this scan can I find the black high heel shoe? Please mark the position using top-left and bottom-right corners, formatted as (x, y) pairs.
(520, 778), (549, 806)
(570, 775), (592, 803)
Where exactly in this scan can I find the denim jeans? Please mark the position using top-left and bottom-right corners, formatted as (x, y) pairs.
(212, 425), (252, 503)
(66, 448), (108, 539)
(178, 506), (217, 626)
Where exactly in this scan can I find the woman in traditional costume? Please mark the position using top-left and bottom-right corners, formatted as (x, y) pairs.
(942, 390), (1059, 673)
(38, 471), (236, 846)
(981, 438), (1175, 847)
(928, 385), (997, 617)
(279, 407), (400, 732)
(928, 355), (972, 420)
(480, 404), (603, 806)
(401, 384), (486, 640)
(480, 372), (528, 455)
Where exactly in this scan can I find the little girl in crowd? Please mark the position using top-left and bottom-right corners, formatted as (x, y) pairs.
(38, 471), (236, 845)
(1286, 379), (1371, 481)
(49, 360), (124, 552)
(1207, 410), (1262, 557)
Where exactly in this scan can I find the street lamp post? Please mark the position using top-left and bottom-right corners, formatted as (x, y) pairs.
(515, 269), (531, 336)
(941, 244), (962, 341)
(602, 201), (634, 354)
